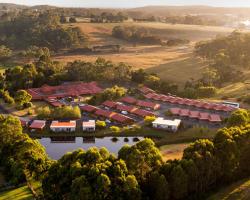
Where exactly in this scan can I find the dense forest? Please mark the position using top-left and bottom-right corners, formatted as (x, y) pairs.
(0, 10), (86, 51)
(1, 109), (250, 199)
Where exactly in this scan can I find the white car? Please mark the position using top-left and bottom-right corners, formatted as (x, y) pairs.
(121, 111), (128, 115)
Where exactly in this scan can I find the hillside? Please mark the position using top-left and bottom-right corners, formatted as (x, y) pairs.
(127, 5), (250, 17)
(207, 178), (250, 200)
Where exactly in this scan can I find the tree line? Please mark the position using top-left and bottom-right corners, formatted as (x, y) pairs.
(165, 15), (222, 26)
(112, 26), (162, 46)
(90, 12), (128, 23)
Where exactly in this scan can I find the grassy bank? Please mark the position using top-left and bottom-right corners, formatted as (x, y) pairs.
(0, 185), (34, 200)
(207, 178), (250, 200)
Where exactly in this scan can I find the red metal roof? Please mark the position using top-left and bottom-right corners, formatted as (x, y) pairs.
(29, 120), (46, 129)
(144, 93), (157, 99)
(131, 108), (155, 117)
(50, 121), (76, 128)
(209, 114), (222, 122)
(119, 96), (137, 104)
(139, 86), (155, 94)
(102, 100), (117, 108)
(199, 112), (210, 120)
(116, 104), (136, 112)
(189, 111), (200, 119)
(136, 100), (160, 110)
(95, 109), (115, 118)
(169, 108), (181, 115)
(27, 82), (102, 100)
(195, 101), (206, 108)
(111, 113), (134, 124)
(80, 105), (99, 113)
(179, 109), (190, 117)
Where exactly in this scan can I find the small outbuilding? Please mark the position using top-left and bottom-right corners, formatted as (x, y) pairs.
(50, 121), (76, 132)
(152, 117), (181, 132)
(82, 120), (96, 132)
(29, 120), (46, 130)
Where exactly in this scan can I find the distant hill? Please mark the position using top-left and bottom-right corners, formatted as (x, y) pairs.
(0, 3), (28, 10)
(127, 5), (250, 17)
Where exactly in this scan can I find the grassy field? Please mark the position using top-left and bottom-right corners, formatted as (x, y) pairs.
(160, 143), (189, 161)
(207, 178), (250, 200)
(53, 22), (236, 86)
(0, 185), (34, 200)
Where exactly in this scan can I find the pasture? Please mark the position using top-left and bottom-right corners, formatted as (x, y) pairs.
(55, 22), (235, 86)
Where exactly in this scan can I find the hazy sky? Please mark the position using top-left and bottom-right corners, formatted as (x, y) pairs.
(1, 0), (250, 8)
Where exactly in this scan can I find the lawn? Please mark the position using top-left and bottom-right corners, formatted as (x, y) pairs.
(207, 178), (250, 200)
(0, 185), (34, 200)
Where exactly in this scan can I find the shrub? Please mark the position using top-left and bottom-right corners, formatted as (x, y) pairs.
(0, 89), (15, 104)
(165, 110), (173, 117)
(110, 126), (121, 133)
(197, 86), (217, 98)
(144, 116), (156, 125)
(96, 120), (106, 129)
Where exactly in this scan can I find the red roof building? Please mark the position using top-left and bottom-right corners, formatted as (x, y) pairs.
(27, 82), (102, 100)
(199, 112), (210, 121)
(29, 120), (46, 130)
(169, 108), (181, 115)
(189, 111), (200, 119)
(209, 114), (222, 123)
(102, 100), (117, 108)
(116, 104), (136, 113)
(131, 108), (155, 118)
(119, 96), (137, 104)
(136, 100), (161, 110)
(95, 109), (115, 118)
(179, 109), (190, 117)
(80, 105), (99, 113)
(139, 86), (155, 94)
(111, 113), (134, 124)
(144, 93), (157, 99)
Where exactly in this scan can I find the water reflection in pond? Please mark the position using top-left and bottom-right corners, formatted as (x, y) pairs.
(38, 136), (144, 160)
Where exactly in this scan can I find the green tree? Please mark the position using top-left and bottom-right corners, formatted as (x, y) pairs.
(14, 90), (32, 107)
(227, 109), (250, 127)
(118, 139), (163, 181)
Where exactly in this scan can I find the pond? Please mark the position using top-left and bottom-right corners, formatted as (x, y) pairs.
(38, 136), (144, 160)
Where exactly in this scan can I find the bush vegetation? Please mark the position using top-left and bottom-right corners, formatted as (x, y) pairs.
(37, 106), (81, 120)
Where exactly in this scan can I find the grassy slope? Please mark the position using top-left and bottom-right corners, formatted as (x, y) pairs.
(0, 185), (34, 200)
(207, 178), (250, 200)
